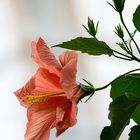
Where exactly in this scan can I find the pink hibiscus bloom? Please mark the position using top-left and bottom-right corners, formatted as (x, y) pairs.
(15, 37), (83, 140)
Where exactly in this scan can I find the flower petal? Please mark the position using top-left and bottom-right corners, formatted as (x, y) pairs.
(14, 76), (36, 107)
(59, 51), (77, 66)
(14, 68), (63, 108)
(25, 102), (56, 140)
(25, 96), (70, 140)
(55, 107), (68, 136)
(56, 125), (68, 137)
(59, 51), (78, 97)
(72, 86), (83, 103)
(56, 107), (65, 123)
(56, 102), (78, 137)
(34, 68), (62, 93)
(31, 37), (61, 76)
(63, 102), (77, 127)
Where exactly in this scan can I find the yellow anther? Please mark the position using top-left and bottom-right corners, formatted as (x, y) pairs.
(21, 92), (64, 105)
(26, 94), (48, 105)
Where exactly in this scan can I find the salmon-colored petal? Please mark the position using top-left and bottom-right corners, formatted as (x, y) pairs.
(60, 55), (77, 98)
(31, 37), (61, 76)
(56, 107), (65, 123)
(72, 86), (83, 103)
(59, 51), (78, 97)
(25, 97), (70, 140)
(14, 68), (63, 108)
(27, 97), (67, 120)
(63, 102), (77, 127)
(14, 76), (36, 107)
(59, 51), (77, 66)
(56, 125), (68, 137)
(56, 102), (78, 137)
(25, 102), (56, 140)
(34, 68), (62, 93)
(55, 107), (68, 137)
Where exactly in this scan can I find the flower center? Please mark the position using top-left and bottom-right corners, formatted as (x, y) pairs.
(20, 92), (65, 106)
(26, 94), (48, 105)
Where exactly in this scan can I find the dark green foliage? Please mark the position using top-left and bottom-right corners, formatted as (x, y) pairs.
(101, 74), (140, 139)
(100, 95), (140, 140)
(111, 74), (140, 100)
(133, 5), (140, 32)
(129, 125), (140, 140)
(55, 37), (113, 56)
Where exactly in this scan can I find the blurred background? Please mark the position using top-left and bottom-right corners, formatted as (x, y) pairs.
(0, 0), (140, 139)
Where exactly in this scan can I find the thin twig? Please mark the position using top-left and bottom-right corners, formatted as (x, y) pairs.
(120, 13), (140, 54)
(95, 68), (140, 92)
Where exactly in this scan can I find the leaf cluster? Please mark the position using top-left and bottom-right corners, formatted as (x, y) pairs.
(101, 74), (140, 140)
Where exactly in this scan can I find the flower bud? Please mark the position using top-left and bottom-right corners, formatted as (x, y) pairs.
(80, 79), (95, 101)
(83, 17), (99, 38)
(114, 24), (124, 38)
(117, 42), (127, 51)
(113, 0), (125, 12)
(108, 0), (125, 13)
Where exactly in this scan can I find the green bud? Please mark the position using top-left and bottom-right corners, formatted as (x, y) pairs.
(107, 0), (126, 13)
(80, 79), (95, 101)
(83, 17), (99, 38)
(117, 42), (127, 51)
(113, 0), (125, 12)
(114, 24), (124, 38)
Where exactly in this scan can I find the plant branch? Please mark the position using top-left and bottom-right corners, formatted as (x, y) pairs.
(112, 49), (132, 58)
(113, 53), (133, 61)
(119, 13), (140, 54)
(121, 38), (140, 63)
(112, 45), (140, 63)
(129, 29), (137, 53)
(95, 68), (140, 92)
(122, 38), (132, 54)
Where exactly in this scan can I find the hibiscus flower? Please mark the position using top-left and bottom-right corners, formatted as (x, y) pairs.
(15, 37), (83, 140)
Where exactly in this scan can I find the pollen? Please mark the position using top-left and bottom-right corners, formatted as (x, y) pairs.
(26, 94), (48, 105)
(19, 92), (64, 106)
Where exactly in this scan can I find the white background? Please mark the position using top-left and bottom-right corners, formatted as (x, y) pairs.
(0, 0), (140, 140)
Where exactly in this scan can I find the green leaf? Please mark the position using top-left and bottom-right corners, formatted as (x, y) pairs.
(132, 105), (140, 124)
(111, 74), (140, 100)
(129, 125), (140, 140)
(133, 5), (140, 32)
(100, 95), (140, 140)
(55, 37), (113, 56)
(111, 73), (140, 125)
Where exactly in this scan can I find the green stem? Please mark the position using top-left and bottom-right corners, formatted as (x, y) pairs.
(129, 29), (137, 53)
(122, 38), (139, 62)
(129, 44), (133, 53)
(113, 53), (133, 61)
(122, 38), (131, 54)
(112, 49), (132, 58)
(131, 55), (140, 63)
(119, 13), (140, 54)
(113, 39), (140, 63)
(122, 38), (140, 62)
(95, 68), (140, 92)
